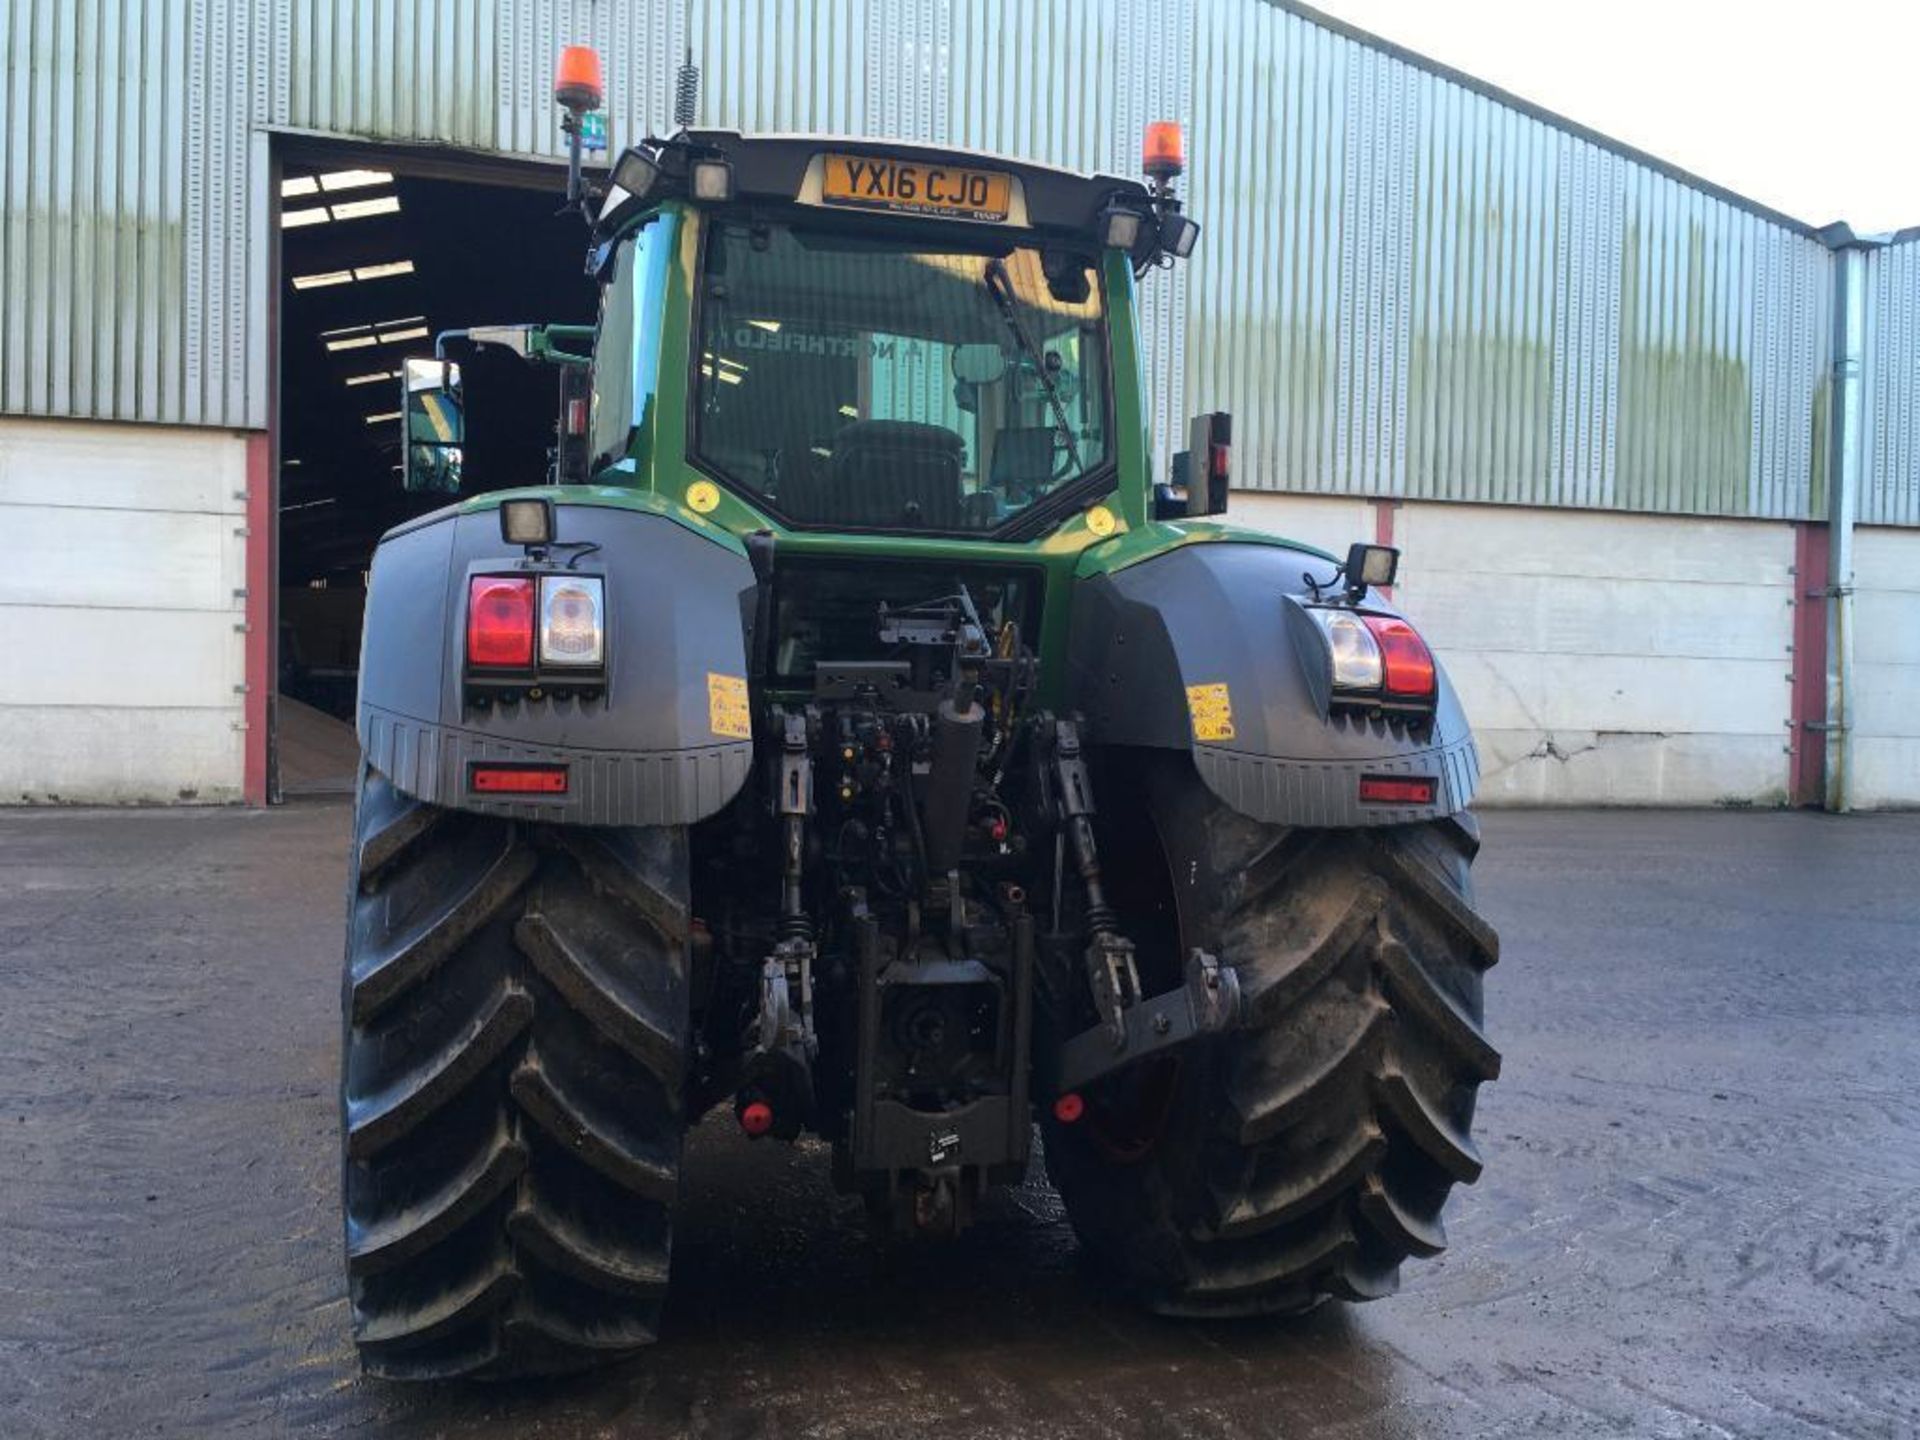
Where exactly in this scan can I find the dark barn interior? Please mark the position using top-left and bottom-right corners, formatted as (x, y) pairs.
(275, 159), (595, 758)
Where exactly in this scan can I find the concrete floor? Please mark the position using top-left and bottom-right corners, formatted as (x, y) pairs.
(1, 804), (1917, 1438)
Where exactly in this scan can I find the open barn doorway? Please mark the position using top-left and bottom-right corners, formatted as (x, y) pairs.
(270, 144), (596, 797)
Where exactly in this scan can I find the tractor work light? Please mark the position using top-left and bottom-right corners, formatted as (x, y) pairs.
(1160, 212), (1200, 259)
(1101, 208), (1143, 251)
(538, 576), (605, 667)
(1344, 541), (1399, 597)
(604, 148), (661, 214)
(691, 158), (735, 202)
(467, 577), (536, 668)
(500, 497), (555, 547)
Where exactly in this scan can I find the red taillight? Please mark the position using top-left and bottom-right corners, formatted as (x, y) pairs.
(739, 1100), (773, 1137)
(470, 764), (567, 795)
(467, 576), (535, 667)
(1052, 1092), (1085, 1124)
(1359, 775), (1436, 805)
(1361, 615), (1436, 698)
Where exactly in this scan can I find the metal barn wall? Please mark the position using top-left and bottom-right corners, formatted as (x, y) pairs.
(0, 0), (1913, 522)
(1182, 2), (1838, 521)
(1861, 235), (1920, 527)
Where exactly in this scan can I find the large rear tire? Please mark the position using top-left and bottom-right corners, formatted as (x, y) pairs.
(340, 764), (690, 1379)
(1044, 754), (1500, 1316)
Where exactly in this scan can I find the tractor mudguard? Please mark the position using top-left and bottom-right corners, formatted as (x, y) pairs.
(1067, 540), (1478, 827)
(356, 501), (756, 826)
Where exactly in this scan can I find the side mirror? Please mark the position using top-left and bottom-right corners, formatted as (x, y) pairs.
(1184, 411), (1230, 517)
(402, 357), (465, 494)
(951, 342), (1008, 386)
(555, 363), (592, 483)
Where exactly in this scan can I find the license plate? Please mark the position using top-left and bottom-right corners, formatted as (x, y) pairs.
(820, 154), (1012, 223)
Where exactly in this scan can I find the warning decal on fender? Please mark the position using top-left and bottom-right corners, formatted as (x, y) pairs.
(1186, 683), (1236, 742)
(708, 673), (752, 740)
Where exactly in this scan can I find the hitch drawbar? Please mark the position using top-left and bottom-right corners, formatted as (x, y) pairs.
(1056, 947), (1244, 1093)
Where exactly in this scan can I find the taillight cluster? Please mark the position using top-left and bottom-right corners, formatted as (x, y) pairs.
(466, 574), (605, 675)
(1303, 606), (1437, 708)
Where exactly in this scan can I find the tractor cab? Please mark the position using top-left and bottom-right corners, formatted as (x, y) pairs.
(406, 126), (1207, 543)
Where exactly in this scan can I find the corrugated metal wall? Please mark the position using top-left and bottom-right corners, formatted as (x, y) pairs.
(1, 0), (1913, 524)
(1861, 235), (1920, 527)
(1179, 1), (1837, 520)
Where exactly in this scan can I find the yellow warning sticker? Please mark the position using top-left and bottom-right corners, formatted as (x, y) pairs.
(1186, 682), (1236, 742)
(708, 672), (752, 739)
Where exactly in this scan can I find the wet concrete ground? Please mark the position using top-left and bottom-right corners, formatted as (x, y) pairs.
(1, 804), (1917, 1438)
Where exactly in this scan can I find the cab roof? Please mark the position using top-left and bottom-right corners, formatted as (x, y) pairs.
(673, 129), (1153, 239)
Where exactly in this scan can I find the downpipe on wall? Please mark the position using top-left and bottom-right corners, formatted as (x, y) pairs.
(1824, 241), (1870, 814)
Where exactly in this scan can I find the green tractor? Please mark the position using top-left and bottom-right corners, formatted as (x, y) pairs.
(341, 60), (1500, 1381)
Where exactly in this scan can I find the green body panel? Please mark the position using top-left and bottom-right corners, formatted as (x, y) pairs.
(454, 201), (1330, 706)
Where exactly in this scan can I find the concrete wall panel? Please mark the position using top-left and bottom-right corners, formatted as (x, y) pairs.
(0, 707), (242, 804)
(1231, 492), (1375, 561)
(0, 417), (246, 802)
(1, 507), (246, 610)
(1849, 526), (1920, 808)
(1235, 497), (1796, 806)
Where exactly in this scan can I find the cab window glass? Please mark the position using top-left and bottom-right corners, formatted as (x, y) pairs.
(693, 223), (1111, 533)
(590, 218), (663, 469)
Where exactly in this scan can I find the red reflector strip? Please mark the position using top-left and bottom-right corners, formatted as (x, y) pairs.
(1358, 775), (1435, 805)
(470, 764), (568, 795)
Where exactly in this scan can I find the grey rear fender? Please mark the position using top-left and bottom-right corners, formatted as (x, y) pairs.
(1067, 540), (1478, 827)
(357, 500), (756, 826)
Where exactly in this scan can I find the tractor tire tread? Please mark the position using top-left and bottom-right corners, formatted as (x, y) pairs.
(342, 764), (688, 1381)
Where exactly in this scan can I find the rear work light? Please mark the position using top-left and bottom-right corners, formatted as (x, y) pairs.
(467, 576), (535, 667)
(470, 763), (568, 795)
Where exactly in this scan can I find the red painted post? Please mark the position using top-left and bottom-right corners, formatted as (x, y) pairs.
(1789, 522), (1830, 808)
(1372, 498), (1397, 600)
(244, 431), (272, 806)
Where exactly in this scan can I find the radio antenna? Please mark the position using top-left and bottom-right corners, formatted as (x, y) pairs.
(673, 47), (700, 129)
